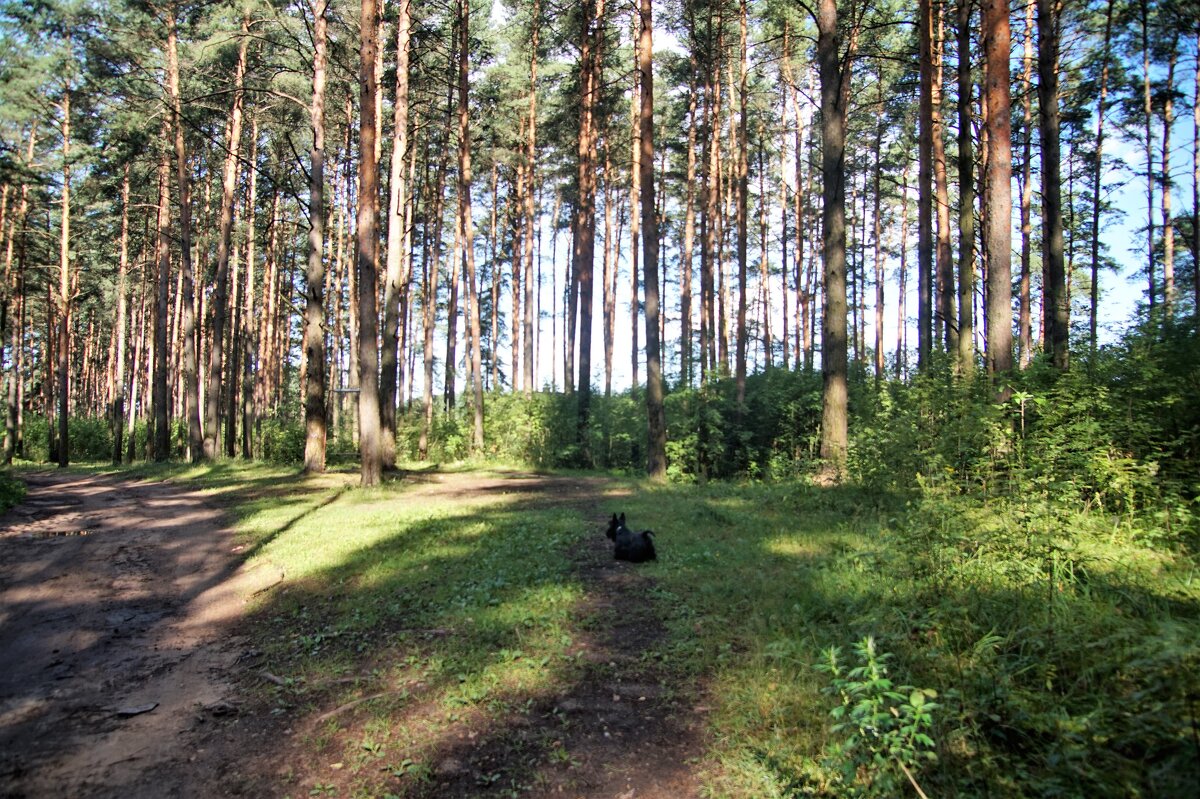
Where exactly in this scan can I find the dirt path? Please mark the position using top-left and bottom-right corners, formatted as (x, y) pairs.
(0, 470), (259, 798)
(0, 470), (706, 798)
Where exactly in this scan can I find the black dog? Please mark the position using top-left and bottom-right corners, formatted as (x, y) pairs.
(605, 512), (656, 563)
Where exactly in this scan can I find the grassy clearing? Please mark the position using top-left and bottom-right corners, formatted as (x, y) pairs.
(95, 462), (1200, 797)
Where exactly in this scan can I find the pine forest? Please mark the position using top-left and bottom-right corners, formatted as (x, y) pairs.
(1, 0), (1199, 796)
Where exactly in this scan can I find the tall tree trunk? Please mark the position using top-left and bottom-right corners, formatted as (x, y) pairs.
(381, 0), (410, 468)
(112, 164), (130, 464)
(983, 0), (1013, 386)
(1194, 32), (1199, 314)
(873, 69), (885, 383)
(357, 0), (383, 485)
(681, 58), (698, 387)
(734, 0), (749, 405)
(817, 0), (851, 475)
(932, 3), (955, 354)
(639, 0), (666, 479)
(457, 0), (484, 450)
(304, 1), (330, 472)
(574, 0), (605, 458)
(57, 87), (71, 467)
(204, 13), (250, 460)
(1090, 0), (1114, 357)
(523, 3), (540, 397)
(917, 0), (935, 369)
(957, 0), (975, 373)
(153, 121), (172, 461)
(630, 14), (642, 392)
(1039, 0), (1067, 369)
(241, 117), (259, 459)
(897, 160), (911, 376)
(3, 126), (34, 464)
(1018, 0), (1034, 367)
(167, 6), (202, 461)
(1161, 45), (1177, 315)
(1142, 4), (1155, 310)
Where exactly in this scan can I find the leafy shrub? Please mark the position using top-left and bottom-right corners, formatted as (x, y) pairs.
(259, 416), (306, 465)
(0, 470), (25, 512)
(816, 638), (939, 798)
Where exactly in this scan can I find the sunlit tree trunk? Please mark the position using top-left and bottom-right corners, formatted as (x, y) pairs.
(166, 6), (202, 461)
(956, 0), (975, 373)
(574, 0), (605, 456)
(734, 0), (749, 405)
(357, 0), (383, 485)
(1089, 0), (1114, 357)
(57, 87), (71, 467)
(202, 13), (250, 460)
(817, 0), (851, 475)
(112, 165), (130, 463)
(917, 0), (934, 369)
(983, 0), (1013, 386)
(523, 2), (540, 397)
(1039, 0), (1067, 369)
(302, 2), (329, 472)
(457, 0), (484, 450)
(1018, 0), (1034, 368)
(1142, 4), (1155, 310)
(681, 55), (698, 387)
(639, 0), (666, 479)
(4, 126), (34, 464)
(932, 3), (954, 354)
(1161, 46), (1177, 315)
(380, 0), (411, 469)
(153, 120), (172, 461)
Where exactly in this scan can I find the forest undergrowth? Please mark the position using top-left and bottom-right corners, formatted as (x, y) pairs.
(9, 321), (1200, 797)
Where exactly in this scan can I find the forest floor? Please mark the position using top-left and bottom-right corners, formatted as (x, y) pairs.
(0, 469), (706, 798)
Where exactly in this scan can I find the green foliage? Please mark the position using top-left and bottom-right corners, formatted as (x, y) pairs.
(817, 638), (938, 798)
(258, 415), (306, 465)
(0, 469), (25, 512)
(21, 415), (114, 463)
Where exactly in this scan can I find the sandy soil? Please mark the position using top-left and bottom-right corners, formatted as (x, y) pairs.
(0, 469), (705, 798)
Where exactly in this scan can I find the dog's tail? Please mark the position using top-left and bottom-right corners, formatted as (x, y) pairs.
(643, 530), (654, 538)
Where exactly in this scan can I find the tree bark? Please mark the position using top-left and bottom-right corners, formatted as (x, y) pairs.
(523, 2), (540, 397)
(303, 1), (330, 472)
(956, 0), (975, 373)
(639, 0), (666, 479)
(1161, 45), (1177, 315)
(1018, 0), (1034, 367)
(153, 120), (172, 461)
(932, 3), (954, 354)
(817, 0), (850, 475)
(203, 13), (250, 460)
(381, 0), (410, 468)
(983, 0), (1013, 385)
(573, 0), (605, 457)
(917, 0), (935, 369)
(113, 164), (131, 463)
(457, 0), (484, 450)
(1088, 1), (1115, 355)
(734, 0), (749, 405)
(357, 0), (383, 485)
(167, 6), (202, 461)
(1038, 0), (1067, 369)
(57, 87), (71, 467)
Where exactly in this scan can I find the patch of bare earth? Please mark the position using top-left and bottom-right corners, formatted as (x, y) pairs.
(0, 470), (707, 798)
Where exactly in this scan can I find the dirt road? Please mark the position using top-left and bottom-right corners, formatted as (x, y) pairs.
(0, 470), (255, 798)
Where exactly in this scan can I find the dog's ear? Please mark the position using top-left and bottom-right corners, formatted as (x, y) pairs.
(619, 512), (626, 524)
(610, 513), (618, 523)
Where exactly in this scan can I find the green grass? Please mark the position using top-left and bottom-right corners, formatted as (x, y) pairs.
(103, 463), (1200, 798)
